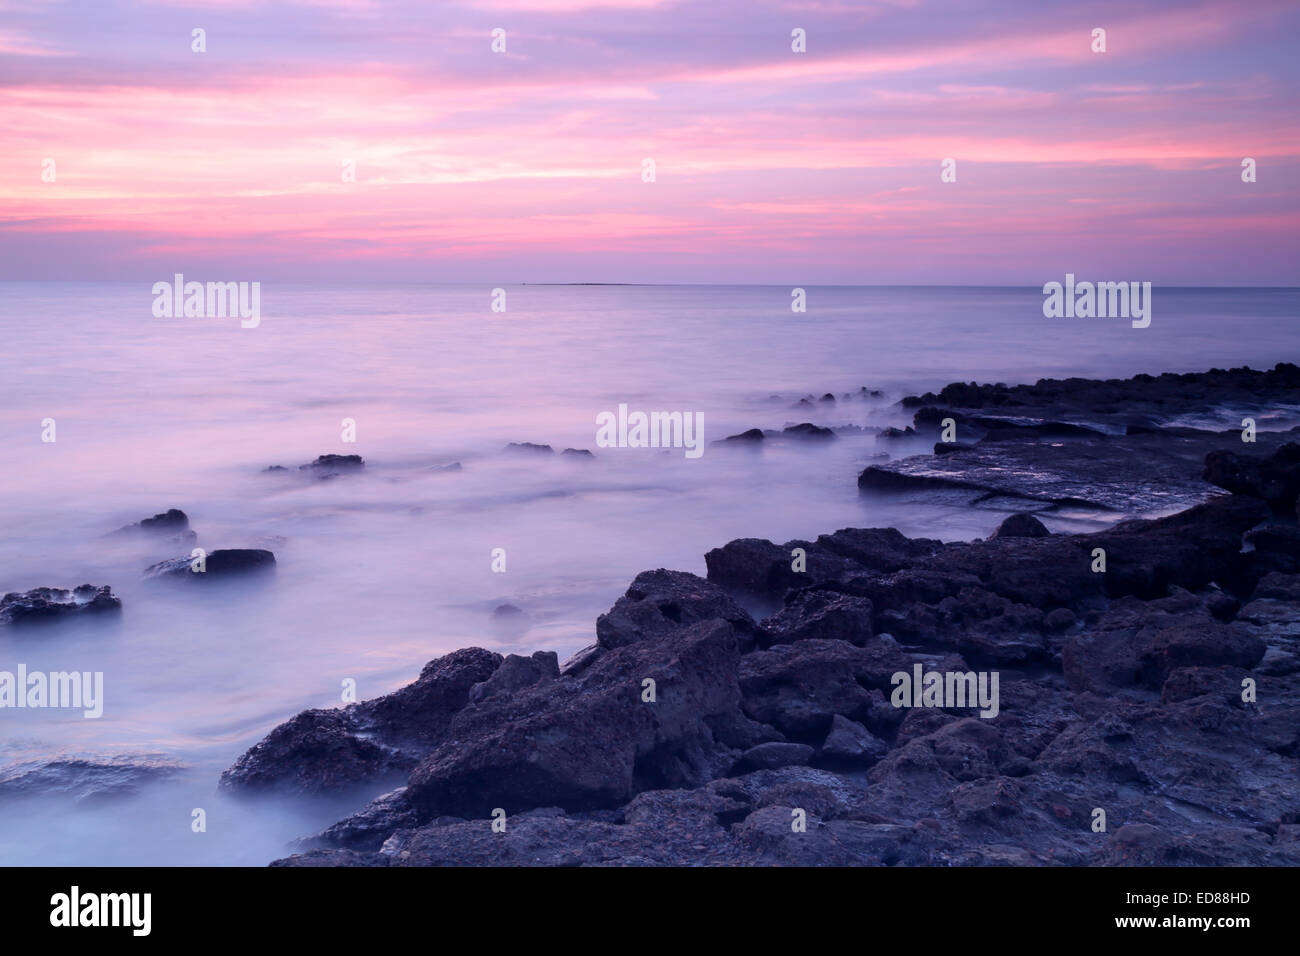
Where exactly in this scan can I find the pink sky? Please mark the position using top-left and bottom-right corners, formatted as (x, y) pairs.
(2, 0), (1298, 283)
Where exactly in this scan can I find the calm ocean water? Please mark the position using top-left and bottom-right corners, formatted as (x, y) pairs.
(0, 282), (1296, 864)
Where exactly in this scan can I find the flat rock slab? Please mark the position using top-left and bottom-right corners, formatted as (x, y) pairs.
(860, 430), (1300, 514)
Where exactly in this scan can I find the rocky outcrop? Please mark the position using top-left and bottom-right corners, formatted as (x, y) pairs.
(220, 647), (502, 795)
(254, 365), (1300, 867)
(1204, 442), (1300, 513)
(0, 585), (120, 627)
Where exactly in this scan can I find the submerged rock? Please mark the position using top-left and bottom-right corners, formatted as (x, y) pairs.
(782, 423), (836, 440)
(0, 585), (120, 627)
(717, 428), (765, 445)
(113, 508), (190, 534)
(144, 549), (276, 580)
(859, 430), (1295, 513)
(302, 454), (364, 472)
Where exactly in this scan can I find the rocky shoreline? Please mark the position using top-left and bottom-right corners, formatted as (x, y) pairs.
(209, 363), (1300, 867)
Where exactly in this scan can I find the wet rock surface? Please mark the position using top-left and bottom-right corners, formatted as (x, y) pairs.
(0, 585), (121, 627)
(247, 365), (1300, 865)
(144, 548), (276, 580)
(862, 364), (1300, 514)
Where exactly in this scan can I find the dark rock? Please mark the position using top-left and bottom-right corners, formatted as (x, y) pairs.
(901, 364), (1300, 422)
(468, 651), (558, 703)
(1204, 442), (1300, 513)
(0, 585), (121, 627)
(704, 527), (942, 600)
(816, 714), (889, 768)
(992, 513), (1050, 539)
(561, 448), (594, 458)
(1044, 606), (1077, 631)
(1245, 525), (1300, 556)
(762, 590), (873, 647)
(144, 549), (276, 580)
(113, 508), (189, 534)
(1063, 590), (1265, 694)
(718, 428), (765, 444)
(739, 638), (911, 742)
(595, 569), (762, 651)
(301, 454), (364, 472)
(859, 432), (1288, 513)
(220, 647), (503, 795)
(504, 442), (554, 455)
(559, 642), (603, 677)
(783, 423), (836, 440)
(296, 788), (421, 851)
(731, 742), (815, 772)
(406, 618), (743, 818)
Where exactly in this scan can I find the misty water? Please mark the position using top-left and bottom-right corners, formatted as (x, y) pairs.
(1, 282), (1296, 865)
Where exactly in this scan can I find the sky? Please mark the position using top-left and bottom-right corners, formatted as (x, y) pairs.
(2, 0), (1298, 285)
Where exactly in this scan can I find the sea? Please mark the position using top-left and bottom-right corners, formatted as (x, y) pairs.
(0, 282), (1296, 864)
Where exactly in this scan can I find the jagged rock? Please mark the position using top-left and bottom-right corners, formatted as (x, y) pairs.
(406, 618), (744, 818)
(113, 509), (189, 534)
(468, 651), (558, 703)
(739, 638), (911, 742)
(295, 788), (421, 852)
(504, 442), (554, 455)
(816, 714), (889, 768)
(761, 590), (873, 647)
(0, 585), (120, 627)
(265, 364), (1300, 868)
(595, 569), (762, 651)
(1063, 590), (1265, 694)
(220, 647), (502, 795)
